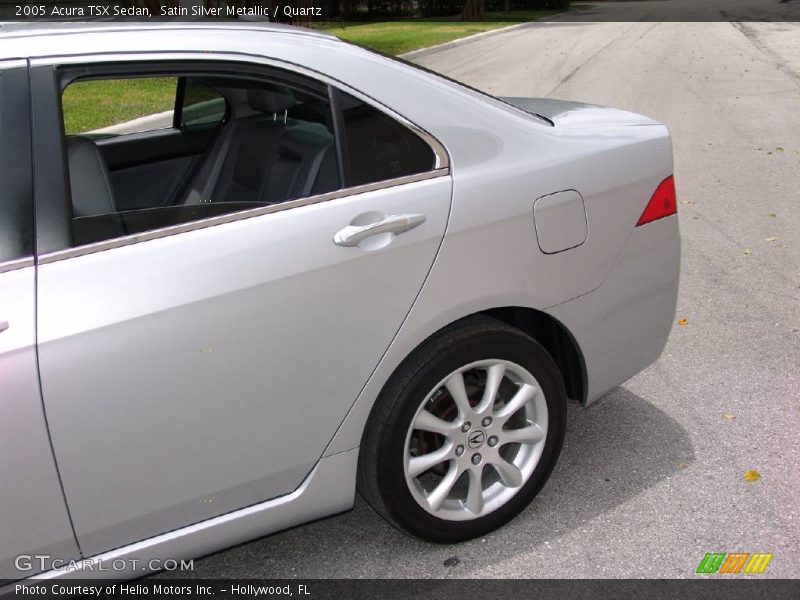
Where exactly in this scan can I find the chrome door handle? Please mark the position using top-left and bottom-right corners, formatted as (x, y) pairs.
(0, 322), (8, 333)
(333, 213), (426, 248)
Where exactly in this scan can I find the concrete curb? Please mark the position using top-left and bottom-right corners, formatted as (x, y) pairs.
(91, 109), (174, 135)
(399, 7), (592, 61)
(400, 21), (538, 60)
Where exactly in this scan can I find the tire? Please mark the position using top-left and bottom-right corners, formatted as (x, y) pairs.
(357, 315), (567, 543)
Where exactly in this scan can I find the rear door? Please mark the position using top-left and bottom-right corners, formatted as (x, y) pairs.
(0, 62), (80, 581)
(31, 55), (452, 557)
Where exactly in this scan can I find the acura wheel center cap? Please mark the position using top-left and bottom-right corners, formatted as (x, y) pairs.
(467, 428), (486, 450)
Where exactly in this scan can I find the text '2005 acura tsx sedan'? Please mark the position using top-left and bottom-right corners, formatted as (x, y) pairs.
(0, 21), (679, 583)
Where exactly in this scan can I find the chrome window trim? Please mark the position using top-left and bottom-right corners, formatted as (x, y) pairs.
(38, 168), (450, 265)
(0, 257), (35, 274)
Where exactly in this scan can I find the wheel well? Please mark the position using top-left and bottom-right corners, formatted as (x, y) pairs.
(481, 307), (586, 403)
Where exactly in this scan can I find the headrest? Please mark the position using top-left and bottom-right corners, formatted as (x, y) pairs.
(247, 86), (295, 114)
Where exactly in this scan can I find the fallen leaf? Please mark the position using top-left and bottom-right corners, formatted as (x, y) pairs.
(722, 413), (736, 420)
(678, 318), (688, 326)
(765, 237), (776, 242)
(743, 469), (761, 482)
(678, 463), (689, 469)
(681, 200), (694, 205)
(775, 147), (784, 152)
(767, 213), (777, 218)
(743, 248), (751, 255)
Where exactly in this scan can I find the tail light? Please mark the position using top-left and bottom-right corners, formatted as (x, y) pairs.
(636, 175), (677, 226)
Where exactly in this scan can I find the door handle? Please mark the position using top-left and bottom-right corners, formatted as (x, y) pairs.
(0, 322), (8, 334)
(333, 213), (426, 248)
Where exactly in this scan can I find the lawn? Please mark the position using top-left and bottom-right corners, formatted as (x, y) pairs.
(320, 10), (562, 55)
(62, 77), (177, 134)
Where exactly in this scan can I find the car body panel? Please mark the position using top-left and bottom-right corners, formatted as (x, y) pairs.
(36, 176), (451, 556)
(1, 448), (357, 586)
(0, 266), (81, 579)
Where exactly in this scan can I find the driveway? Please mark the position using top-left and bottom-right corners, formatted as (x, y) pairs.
(158, 18), (800, 579)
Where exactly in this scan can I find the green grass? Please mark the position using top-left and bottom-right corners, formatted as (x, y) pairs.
(319, 10), (561, 55)
(62, 77), (177, 134)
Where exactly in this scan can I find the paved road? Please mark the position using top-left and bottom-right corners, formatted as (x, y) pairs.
(163, 19), (800, 579)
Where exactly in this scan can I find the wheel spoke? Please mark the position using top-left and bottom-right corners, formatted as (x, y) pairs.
(492, 458), (523, 488)
(465, 468), (484, 515)
(494, 383), (537, 421)
(444, 371), (473, 419)
(502, 423), (545, 445)
(476, 363), (506, 413)
(427, 462), (461, 512)
(408, 446), (451, 478)
(413, 410), (458, 436)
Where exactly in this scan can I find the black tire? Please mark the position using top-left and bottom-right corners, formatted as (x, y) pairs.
(357, 315), (567, 543)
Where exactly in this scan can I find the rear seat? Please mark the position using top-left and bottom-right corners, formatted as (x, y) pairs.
(180, 84), (338, 207)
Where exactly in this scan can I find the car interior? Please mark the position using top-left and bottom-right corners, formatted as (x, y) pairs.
(62, 73), (344, 245)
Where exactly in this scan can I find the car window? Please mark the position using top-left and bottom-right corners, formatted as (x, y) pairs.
(338, 91), (436, 187)
(179, 78), (227, 128)
(61, 69), (342, 247)
(62, 77), (178, 136)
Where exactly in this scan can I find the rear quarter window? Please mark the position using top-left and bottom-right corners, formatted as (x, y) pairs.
(339, 91), (435, 187)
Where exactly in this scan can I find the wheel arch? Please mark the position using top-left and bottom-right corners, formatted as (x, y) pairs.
(323, 304), (587, 459)
(479, 307), (586, 404)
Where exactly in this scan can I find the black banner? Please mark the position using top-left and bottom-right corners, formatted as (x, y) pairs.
(1, 0), (800, 22)
(3, 579), (800, 600)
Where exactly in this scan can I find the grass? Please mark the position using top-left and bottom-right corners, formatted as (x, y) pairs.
(319, 10), (562, 55)
(62, 77), (177, 134)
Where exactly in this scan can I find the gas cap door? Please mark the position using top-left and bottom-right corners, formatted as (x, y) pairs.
(533, 189), (588, 254)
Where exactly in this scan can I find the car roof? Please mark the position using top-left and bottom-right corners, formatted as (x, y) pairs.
(0, 20), (337, 41)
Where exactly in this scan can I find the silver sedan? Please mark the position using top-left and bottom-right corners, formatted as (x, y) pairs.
(0, 21), (679, 583)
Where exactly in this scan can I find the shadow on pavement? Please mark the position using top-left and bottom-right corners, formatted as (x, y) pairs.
(163, 386), (694, 578)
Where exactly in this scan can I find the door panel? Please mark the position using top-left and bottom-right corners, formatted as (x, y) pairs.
(0, 62), (80, 582)
(37, 176), (451, 556)
(0, 268), (82, 581)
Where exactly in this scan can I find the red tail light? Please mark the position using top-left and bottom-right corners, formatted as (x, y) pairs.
(636, 175), (677, 226)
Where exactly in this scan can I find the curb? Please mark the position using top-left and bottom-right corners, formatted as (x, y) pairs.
(400, 21), (538, 60)
(399, 6), (592, 61)
(90, 109), (174, 135)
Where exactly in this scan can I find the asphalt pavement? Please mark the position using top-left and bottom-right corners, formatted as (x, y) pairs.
(159, 17), (800, 579)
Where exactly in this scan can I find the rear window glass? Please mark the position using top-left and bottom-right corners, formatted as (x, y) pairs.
(339, 91), (435, 187)
(62, 77), (177, 136)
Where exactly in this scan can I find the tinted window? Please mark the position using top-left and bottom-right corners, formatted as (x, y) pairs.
(62, 77), (178, 136)
(339, 92), (435, 187)
(62, 71), (341, 247)
(0, 68), (33, 262)
(179, 78), (226, 128)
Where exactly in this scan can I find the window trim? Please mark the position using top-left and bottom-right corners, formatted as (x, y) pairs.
(31, 52), (451, 265)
